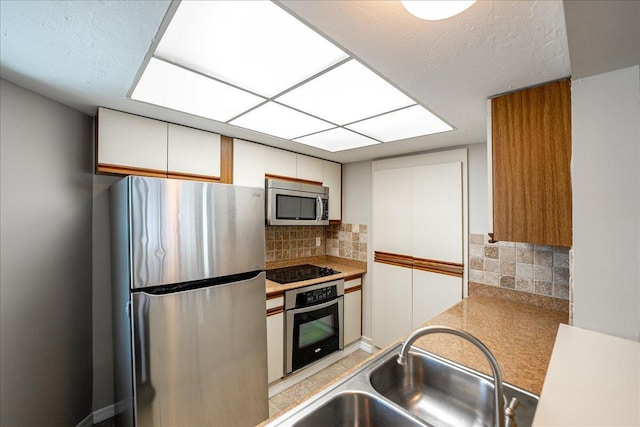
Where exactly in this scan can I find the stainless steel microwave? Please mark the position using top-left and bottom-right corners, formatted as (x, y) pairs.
(266, 178), (329, 226)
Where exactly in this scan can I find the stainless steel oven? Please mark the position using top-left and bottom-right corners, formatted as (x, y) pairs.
(285, 279), (344, 375)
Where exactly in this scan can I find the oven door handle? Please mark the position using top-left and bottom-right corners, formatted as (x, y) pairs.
(286, 296), (343, 315)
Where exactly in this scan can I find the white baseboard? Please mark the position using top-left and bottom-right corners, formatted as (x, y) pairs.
(359, 336), (374, 353)
(75, 403), (115, 427)
(76, 413), (93, 427)
(93, 403), (115, 423)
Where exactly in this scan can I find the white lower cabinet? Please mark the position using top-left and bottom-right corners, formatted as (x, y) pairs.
(266, 295), (284, 384)
(372, 263), (413, 348)
(343, 278), (363, 346)
(411, 270), (462, 329)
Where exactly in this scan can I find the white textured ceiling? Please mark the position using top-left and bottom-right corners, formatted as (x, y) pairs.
(0, 1), (637, 163)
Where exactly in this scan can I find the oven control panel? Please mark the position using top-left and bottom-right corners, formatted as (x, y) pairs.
(285, 279), (345, 310)
(296, 285), (337, 306)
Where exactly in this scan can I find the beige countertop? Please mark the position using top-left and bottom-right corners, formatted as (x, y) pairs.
(265, 256), (367, 297)
(532, 324), (640, 426)
(260, 293), (568, 425)
(410, 294), (568, 395)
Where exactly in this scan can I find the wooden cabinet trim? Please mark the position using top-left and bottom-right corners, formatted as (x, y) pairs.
(374, 251), (463, 278)
(344, 285), (363, 294)
(267, 307), (284, 317)
(97, 163), (167, 178)
(267, 292), (284, 300)
(265, 173), (323, 186)
(167, 171), (221, 182)
(220, 135), (233, 184)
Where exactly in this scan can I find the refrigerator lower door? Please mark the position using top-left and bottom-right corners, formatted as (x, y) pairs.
(132, 272), (268, 426)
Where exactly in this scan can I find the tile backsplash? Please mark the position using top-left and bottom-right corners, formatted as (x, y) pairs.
(469, 233), (570, 300)
(265, 223), (369, 263)
(326, 223), (368, 261)
(266, 226), (325, 262)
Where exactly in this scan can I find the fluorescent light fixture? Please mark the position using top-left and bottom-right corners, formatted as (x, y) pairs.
(230, 102), (334, 140)
(277, 59), (415, 125)
(154, 1), (348, 97)
(294, 128), (380, 152)
(132, 58), (265, 122)
(346, 105), (452, 142)
(401, 1), (477, 21)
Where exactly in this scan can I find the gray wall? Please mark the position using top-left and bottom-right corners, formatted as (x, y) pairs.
(571, 65), (640, 341)
(0, 79), (94, 425)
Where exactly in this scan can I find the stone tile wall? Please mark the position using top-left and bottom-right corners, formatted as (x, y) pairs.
(326, 223), (368, 262)
(469, 233), (570, 300)
(266, 225), (325, 262)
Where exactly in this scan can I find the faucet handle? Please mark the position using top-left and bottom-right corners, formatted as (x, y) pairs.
(505, 397), (519, 427)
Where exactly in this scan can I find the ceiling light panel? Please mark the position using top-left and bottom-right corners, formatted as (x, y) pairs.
(131, 58), (265, 122)
(277, 59), (416, 125)
(154, 1), (348, 98)
(230, 102), (334, 140)
(346, 105), (453, 142)
(294, 128), (380, 152)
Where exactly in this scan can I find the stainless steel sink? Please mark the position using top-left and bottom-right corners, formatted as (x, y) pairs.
(370, 349), (538, 426)
(290, 392), (423, 427)
(266, 343), (539, 427)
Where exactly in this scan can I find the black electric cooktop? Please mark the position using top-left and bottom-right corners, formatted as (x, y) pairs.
(266, 264), (341, 284)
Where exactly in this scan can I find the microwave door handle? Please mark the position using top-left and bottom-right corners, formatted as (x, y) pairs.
(316, 196), (323, 222)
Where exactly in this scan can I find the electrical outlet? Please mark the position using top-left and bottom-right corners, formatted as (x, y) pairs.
(316, 237), (321, 246)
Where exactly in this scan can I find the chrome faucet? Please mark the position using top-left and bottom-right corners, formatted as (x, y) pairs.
(397, 325), (518, 427)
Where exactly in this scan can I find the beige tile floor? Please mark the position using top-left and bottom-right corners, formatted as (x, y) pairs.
(268, 350), (371, 418)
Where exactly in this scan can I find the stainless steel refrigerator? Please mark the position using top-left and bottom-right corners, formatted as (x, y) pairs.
(111, 176), (268, 427)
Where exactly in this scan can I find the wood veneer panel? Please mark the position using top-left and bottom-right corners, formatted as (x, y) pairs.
(167, 171), (220, 182)
(265, 173), (323, 186)
(220, 135), (234, 184)
(492, 79), (572, 247)
(374, 251), (463, 278)
(97, 163), (167, 178)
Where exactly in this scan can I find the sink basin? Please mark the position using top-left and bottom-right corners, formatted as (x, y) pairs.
(369, 349), (539, 427)
(290, 392), (423, 427)
(266, 343), (539, 427)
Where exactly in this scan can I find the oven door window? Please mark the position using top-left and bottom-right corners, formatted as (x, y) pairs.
(291, 300), (341, 373)
(276, 194), (317, 220)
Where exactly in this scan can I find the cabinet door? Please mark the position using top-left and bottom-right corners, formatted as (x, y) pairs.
(97, 107), (167, 175)
(373, 167), (412, 255)
(168, 124), (220, 179)
(411, 162), (462, 263)
(265, 146), (296, 178)
(344, 289), (362, 346)
(266, 311), (284, 383)
(322, 160), (342, 222)
(233, 139), (265, 187)
(372, 262), (412, 348)
(296, 154), (323, 183)
(491, 79), (572, 246)
(412, 269), (461, 329)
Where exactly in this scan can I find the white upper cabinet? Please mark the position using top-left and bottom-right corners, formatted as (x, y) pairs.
(97, 107), (167, 173)
(168, 124), (220, 178)
(265, 146), (297, 177)
(296, 154), (323, 183)
(411, 162), (462, 263)
(373, 167), (412, 255)
(322, 160), (342, 221)
(233, 139), (265, 188)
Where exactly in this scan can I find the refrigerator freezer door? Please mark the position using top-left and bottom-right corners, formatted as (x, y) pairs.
(129, 177), (265, 289)
(132, 272), (268, 426)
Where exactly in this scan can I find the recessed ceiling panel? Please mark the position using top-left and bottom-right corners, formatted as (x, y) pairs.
(294, 128), (380, 152)
(230, 102), (334, 140)
(277, 59), (416, 125)
(346, 105), (453, 142)
(154, 1), (348, 97)
(131, 58), (265, 122)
